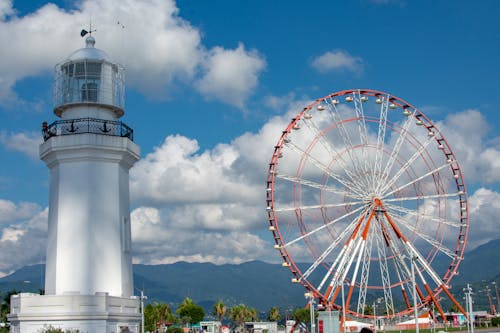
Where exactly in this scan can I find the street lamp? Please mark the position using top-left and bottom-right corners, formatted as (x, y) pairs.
(341, 282), (346, 333)
(463, 284), (474, 333)
(305, 293), (316, 333)
(411, 256), (419, 333)
(372, 297), (382, 333)
(140, 290), (148, 333)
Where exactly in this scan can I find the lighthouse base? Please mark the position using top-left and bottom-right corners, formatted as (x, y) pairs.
(8, 293), (141, 333)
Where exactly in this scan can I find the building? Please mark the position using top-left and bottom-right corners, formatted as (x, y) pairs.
(245, 321), (278, 333)
(8, 33), (141, 333)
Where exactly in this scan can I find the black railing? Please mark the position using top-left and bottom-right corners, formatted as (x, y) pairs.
(42, 118), (134, 142)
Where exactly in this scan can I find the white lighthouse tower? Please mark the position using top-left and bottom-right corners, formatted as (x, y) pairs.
(9, 34), (141, 333)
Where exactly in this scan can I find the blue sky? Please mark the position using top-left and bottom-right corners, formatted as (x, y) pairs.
(0, 0), (499, 277)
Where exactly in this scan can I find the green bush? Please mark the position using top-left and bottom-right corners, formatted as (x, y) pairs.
(167, 326), (184, 333)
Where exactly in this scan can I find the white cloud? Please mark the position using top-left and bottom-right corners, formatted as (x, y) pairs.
(0, 0), (14, 20)
(311, 50), (364, 73)
(127, 101), (305, 265)
(0, 0), (265, 108)
(263, 92), (298, 112)
(467, 188), (500, 249)
(0, 199), (41, 223)
(0, 206), (47, 277)
(130, 206), (269, 265)
(437, 109), (500, 184)
(131, 134), (261, 208)
(196, 43), (266, 108)
(0, 131), (40, 159)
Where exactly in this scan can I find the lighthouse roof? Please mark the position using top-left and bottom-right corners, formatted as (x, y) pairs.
(64, 36), (113, 63)
(53, 34), (125, 118)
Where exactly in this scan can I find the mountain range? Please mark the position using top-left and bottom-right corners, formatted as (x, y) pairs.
(1, 238), (499, 313)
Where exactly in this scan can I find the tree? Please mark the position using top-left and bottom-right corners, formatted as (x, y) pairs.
(144, 302), (177, 332)
(292, 307), (310, 324)
(213, 300), (227, 323)
(267, 307), (281, 322)
(229, 304), (248, 332)
(247, 308), (259, 322)
(449, 303), (460, 313)
(1, 290), (19, 332)
(176, 298), (205, 325)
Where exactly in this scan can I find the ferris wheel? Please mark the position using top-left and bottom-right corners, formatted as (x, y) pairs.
(266, 89), (469, 319)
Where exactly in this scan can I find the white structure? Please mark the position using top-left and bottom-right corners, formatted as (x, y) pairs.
(9, 34), (141, 333)
(200, 321), (222, 333)
(244, 322), (277, 333)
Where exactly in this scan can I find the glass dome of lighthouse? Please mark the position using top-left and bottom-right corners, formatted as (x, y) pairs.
(53, 34), (125, 118)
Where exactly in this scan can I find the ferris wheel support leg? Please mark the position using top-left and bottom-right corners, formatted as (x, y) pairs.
(345, 209), (375, 311)
(345, 284), (355, 312)
(441, 284), (468, 318)
(331, 208), (376, 308)
(402, 289), (411, 308)
(423, 283), (447, 323)
(415, 285), (426, 304)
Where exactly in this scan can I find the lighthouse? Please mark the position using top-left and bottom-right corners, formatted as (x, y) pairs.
(9, 34), (141, 333)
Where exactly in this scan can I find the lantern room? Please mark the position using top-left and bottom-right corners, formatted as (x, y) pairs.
(53, 35), (125, 118)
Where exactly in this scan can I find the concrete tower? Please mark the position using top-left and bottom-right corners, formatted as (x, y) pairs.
(9, 35), (141, 333)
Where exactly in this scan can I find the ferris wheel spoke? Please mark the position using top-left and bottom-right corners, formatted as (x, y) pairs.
(392, 213), (457, 258)
(275, 201), (363, 213)
(325, 97), (369, 188)
(372, 95), (389, 191)
(284, 205), (366, 247)
(383, 191), (462, 203)
(381, 162), (450, 198)
(378, 134), (435, 195)
(327, 236), (364, 304)
(344, 207), (375, 311)
(318, 208), (370, 293)
(353, 91), (371, 176)
(385, 204), (461, 228)
(275, 173), (363, 200)
(381, 206), (446, 288)
(285, 142), (366, 197)
(373, 221), (395, 316)
(302, 214), (362, 282)
(356, 226), (373, 315)
(390, 251), (412, 309)
(328, 208), (376, 305)
(376, 109), (417, 194)
(300, 114), (363, 188)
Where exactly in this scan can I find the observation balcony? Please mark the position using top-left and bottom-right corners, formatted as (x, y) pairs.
(42, 117), (133, 142)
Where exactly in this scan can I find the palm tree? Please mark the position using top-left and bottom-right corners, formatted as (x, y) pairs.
(177, 297), (205, 325)
(247, 308), (259, 322)
(229, 304), (248, 332)
(267, 307), (281, 322)
(213, 300), (227, 323)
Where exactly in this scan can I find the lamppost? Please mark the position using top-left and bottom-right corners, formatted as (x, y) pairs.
(492, 281), (499, 315)
(411, 256), (419, 333)
(140, 290), (148, 333)
(372, 297), (382, 333)
(373, 301), (376, 333)
(305, 293), (316, 333)
(463, 284), (474, 333)
(341, 282), (347, 333)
